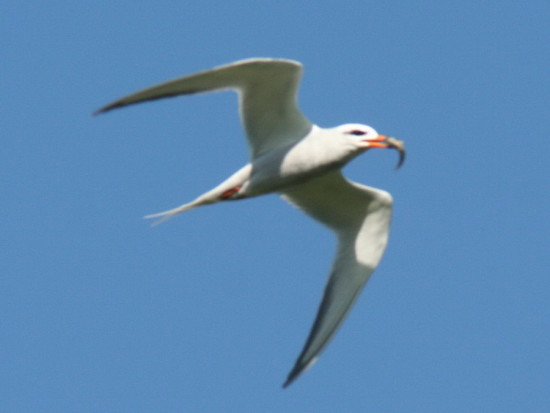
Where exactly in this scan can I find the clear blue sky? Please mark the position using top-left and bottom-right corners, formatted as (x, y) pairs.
(2, 1), (549, 412)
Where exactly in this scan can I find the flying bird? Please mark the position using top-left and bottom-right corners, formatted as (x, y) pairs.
(95, 58), (405, 387)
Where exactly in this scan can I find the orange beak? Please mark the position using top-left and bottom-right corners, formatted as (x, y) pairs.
(363, 135), (406, 169)
(365, 134), (390, 148)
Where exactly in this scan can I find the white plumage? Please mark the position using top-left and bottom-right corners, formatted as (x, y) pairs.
(96, 58), (405, 387)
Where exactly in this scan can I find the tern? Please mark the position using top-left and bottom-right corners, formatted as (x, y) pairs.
(95, 58), (405, 387)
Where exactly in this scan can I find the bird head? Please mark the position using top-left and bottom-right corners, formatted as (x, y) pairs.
(338, 124), (406, 169)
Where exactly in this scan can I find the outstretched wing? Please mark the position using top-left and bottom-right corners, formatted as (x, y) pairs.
(95, 58), (312, 158)
(281, 172), (393, 387)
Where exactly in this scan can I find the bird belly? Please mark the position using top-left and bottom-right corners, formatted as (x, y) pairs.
(244, 143), (346, 196)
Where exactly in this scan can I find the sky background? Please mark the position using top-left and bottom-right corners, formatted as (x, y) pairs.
(2, 1), (549, 412)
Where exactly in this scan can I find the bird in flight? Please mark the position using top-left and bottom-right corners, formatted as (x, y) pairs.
(95, 58), (405, 387)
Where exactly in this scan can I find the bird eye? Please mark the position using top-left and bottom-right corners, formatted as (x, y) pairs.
(348, 130), (367, 136)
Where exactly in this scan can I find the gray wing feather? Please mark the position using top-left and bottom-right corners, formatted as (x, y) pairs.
(281, 172), (393, 387)
(95, 58), (312, 158)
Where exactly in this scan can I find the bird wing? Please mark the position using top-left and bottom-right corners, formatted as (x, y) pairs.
(95, 58), (312, 158)
(281, 171), (393, 387)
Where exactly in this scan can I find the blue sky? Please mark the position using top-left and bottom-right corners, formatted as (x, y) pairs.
(2, 1), (549, 412)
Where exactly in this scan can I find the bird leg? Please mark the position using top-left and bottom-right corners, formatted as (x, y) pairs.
(220, 185), (242, 200)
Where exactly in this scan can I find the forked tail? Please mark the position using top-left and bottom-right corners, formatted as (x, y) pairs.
(144, 164), (253, 226)
(144, 201), (198, 226)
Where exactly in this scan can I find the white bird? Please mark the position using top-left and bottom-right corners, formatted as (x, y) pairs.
(95, 58), (405, 387)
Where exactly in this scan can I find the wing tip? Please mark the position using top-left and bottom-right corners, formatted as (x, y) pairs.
(281, 356), (318, 388)
(282, 379), (293, 389)
(282, 368), (300, 389)
(92, 57), (304, 117)
(92, 101), (123, 116)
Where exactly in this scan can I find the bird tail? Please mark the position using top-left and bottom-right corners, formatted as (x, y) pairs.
(144, 164), (253, 226)
(144, 201), (199, 226)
